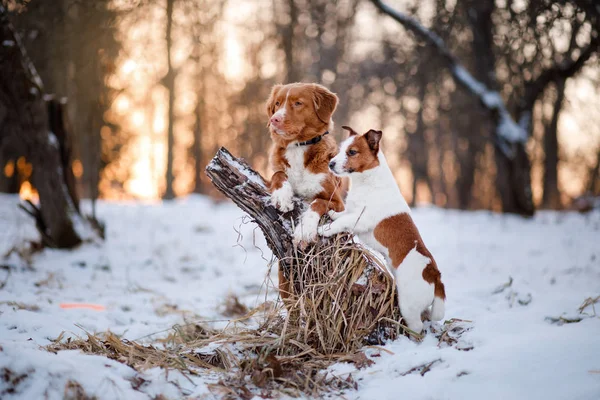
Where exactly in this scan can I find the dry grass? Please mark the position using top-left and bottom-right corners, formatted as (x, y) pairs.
(47, 235), (405, 398)
(282, 232), (405, 354)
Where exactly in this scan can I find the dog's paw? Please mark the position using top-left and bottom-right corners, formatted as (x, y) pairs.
(327, 210), (343, 221)
(293, 210), (320, 245)
(293, 225), (317, 245)
(317, 225), (334, 237)
(270, 182), (294, 212)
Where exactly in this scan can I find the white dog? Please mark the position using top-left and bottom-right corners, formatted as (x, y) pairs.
(318, 126), (446, 334)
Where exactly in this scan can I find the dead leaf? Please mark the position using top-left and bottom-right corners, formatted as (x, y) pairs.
(350, 352), (374, 370)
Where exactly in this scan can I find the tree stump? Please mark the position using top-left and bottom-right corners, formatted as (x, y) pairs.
(206, 148), (403, 353)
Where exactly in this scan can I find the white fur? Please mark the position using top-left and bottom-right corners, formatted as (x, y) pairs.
(319, 136), (444, 333)
(293, 209), (320, 243)
(395, 247), (435, 334)
(270, 181), (294, 212)
(272, 90), (289, 121)
(271, 88), (290, 136)
(284, 145), (327, 244)
(431, 296), (445, 321)
(284, 145), (326, 199)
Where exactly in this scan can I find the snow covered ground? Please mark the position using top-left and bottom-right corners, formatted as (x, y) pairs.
(0, 194), (599, 399)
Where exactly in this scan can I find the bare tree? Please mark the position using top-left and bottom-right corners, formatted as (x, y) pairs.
(0, 6), (94, 247)
(163, 0), (176, 199)
(371, 0), (600, 215)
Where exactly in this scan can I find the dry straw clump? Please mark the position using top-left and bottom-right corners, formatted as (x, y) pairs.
(47, 235), (405, 398)
(281, 232), (404, 354)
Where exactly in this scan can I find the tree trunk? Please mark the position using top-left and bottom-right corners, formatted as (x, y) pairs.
(0, 6), (91, 248)
(282, 0), (299, 83)
(542, 79), (565, 209)
(163, 0), (176, 200)
(47, 98), (79, 211)
(0, 154), (19, 193)
(407, 70), (430, 207)
(587, 148), (600, 195)
(193, 96), (204, 194)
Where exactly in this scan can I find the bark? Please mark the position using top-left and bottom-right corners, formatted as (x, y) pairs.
(163, 0), (176, 200)
(193, 96), (204, 194)
(47, 98), (79, 211)
(282, 0), (299, 83)
(542, 79), (565, 209)
(408, 72), (432, 207)
(0, 6), (89, 248)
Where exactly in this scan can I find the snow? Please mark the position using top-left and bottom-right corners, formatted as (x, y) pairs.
(1, 196), (599, 399)
(47, 132), (59, 149)
(2, 40), (15, 47)
(498, 111), (528, 143)
(453, 65), (487, 97)
(218, 149), (267, 188)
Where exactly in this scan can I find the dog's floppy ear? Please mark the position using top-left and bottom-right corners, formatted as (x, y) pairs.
(266, 84), (282, 126)
(342, 126), (358, 137)
(365, 129), (383, 153)
(312, 84), (338, 125)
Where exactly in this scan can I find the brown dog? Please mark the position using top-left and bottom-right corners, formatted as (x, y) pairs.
(266, 83), (345, 297)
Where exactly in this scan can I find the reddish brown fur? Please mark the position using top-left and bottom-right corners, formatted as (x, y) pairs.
(340, 127), (381, 173)
(373, 213), (446, 299)
(265, 83), (345, 298)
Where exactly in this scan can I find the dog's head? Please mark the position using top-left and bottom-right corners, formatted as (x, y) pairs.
(266, 83), (338, 142)
(328, 126), (382, 176)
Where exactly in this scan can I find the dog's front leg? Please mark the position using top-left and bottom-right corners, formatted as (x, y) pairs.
(293, 197), (339, 245)
(327, 209), (344, 220)
(317, 213), (361, 237)
(269, 171), (294, 213)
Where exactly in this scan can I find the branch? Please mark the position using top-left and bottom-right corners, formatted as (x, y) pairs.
(205, 147), (304, 261)
(369, 0), (527, 156)
(521, 34), (600, 116)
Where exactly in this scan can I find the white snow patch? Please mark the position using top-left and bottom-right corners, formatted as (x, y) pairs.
(453, 65), (487, 96)
(498, 113), (528, 143)
(219, 151), (266, 188)
(47, 132), (59, 148)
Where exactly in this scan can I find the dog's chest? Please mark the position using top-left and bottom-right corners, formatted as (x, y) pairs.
(284, 146), (325, 199)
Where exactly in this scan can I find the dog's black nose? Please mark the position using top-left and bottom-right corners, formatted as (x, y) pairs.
(329, 161), (336, 170)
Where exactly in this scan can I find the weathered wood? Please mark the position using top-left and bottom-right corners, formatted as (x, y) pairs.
(205, 147), (303, 263)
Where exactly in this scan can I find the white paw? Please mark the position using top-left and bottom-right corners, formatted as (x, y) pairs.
(317, 224), (335, 237)
(270, 182), (294, 212)
(327, 210), (342, 220)
(293, 210), (320, 244)
(293, 225), (317, 244)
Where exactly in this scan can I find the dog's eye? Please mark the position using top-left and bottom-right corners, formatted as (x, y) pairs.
(294, 101), (302, 106)
(348, 149), (358, 156)
(275, 101), (280, 106)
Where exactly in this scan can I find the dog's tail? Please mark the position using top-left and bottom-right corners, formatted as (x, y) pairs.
(430, 295), (445, 321)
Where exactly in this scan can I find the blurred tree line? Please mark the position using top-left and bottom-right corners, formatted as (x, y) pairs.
(1, 0), (599, 219)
